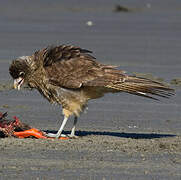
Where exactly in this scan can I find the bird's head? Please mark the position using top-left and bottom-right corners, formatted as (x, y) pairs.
(9, 56), (32, 90)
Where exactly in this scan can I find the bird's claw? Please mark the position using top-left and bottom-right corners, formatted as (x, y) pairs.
(45, 132), (67, 138)
(45, 132), (78, 139)
(67, 134), (78, 139)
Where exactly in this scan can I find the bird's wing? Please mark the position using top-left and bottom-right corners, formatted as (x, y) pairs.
(36, 45), (126, 89)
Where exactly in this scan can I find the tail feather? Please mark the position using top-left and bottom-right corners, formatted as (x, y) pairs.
(105, 76), (174, 100)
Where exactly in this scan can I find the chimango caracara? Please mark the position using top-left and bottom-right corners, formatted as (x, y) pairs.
(9, 45), (174, 138)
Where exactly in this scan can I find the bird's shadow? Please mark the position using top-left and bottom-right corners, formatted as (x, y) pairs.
(44, 130), (176, 139)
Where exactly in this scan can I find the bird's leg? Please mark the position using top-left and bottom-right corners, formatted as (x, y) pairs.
(46, 115), (68, 138)
(69, 116), (78, 138)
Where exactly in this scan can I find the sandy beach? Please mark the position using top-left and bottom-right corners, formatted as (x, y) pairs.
(0, 0), (181, 179)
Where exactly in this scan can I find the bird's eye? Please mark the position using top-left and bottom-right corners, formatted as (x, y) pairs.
(19, 72), (25, 76)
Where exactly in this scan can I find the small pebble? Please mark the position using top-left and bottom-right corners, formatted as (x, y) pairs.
(86, 21), (93, 26)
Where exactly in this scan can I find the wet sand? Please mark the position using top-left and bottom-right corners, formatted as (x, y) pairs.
(0, 0), (181, 179)
(0, 135), (181, 180)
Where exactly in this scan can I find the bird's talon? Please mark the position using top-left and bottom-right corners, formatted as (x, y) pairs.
(46, 132), (78, 139)
(67, 134), (79, 139)
(45, 132), (67, 138)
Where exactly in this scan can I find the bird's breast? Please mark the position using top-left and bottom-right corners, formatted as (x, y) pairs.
(46, 86), (88, 116)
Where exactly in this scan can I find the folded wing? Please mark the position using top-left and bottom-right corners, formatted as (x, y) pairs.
(34, 45), (174, 99)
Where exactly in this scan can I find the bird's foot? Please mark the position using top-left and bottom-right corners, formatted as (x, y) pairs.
(67, 134), (78, 139)
(45, 132), (78, 139)
(45, 132), (67, 138)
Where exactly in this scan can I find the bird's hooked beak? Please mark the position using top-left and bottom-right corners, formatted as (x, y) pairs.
(14, 77), (24, 90)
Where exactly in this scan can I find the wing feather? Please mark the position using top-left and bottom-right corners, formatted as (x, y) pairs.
(35, 45), (126, 89)
(32, 44), (174, 99)
(43, 45), (94, 67)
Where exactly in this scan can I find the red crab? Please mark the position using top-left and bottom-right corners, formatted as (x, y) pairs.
(0, 112), (67, 140)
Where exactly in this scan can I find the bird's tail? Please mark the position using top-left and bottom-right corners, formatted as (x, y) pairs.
(105, 76), (174, 100)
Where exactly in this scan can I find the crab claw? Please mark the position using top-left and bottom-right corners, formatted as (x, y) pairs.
(13, 128), (69, 140)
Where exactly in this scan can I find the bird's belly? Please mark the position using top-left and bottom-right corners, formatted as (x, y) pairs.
(52, 87), (88, 116)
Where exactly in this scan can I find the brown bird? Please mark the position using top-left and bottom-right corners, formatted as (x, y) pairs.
(9, 45), (174, 138)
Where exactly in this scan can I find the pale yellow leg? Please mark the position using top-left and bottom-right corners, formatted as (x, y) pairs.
(70, 116), (78, 137)
(46, 108), (71, 138)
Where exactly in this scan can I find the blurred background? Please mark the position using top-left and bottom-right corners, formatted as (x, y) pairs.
(0, 0), (181, 134)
